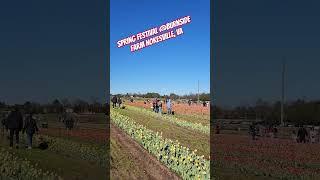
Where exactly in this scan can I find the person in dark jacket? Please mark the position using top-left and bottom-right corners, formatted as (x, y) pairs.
(111, 96), (118, 108)
(64, 113), (75, 130)
(1, 111), (10, 139)
(273, 126), (278, 138)
(152, 98), (157, 112)
(203, 101), (207, 107)
(155, 99), (159, 113)
(215, 124), (220, 134)
(118, 97), (122, 108)
(297, 126), (308, 143)
(23, 113), (39, 149)
(6, 107), (23, 148)
(1, 113), (7, 135)
(249, 124), (257, 140)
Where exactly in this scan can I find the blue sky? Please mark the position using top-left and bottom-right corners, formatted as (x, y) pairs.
(110, 0), (210, 95)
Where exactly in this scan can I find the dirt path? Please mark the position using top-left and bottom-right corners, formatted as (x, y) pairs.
(110, 123), (181, 180)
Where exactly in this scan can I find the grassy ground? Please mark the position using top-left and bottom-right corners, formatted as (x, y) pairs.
(213, 167), (277, 180)
(42, 112), (161, 179)
(174, 113), (210, 126)
(0, 113), (108, 179)
(0, 132), (106, 179)
(110, 137), (146, 179)
(113, 107), (210, 158)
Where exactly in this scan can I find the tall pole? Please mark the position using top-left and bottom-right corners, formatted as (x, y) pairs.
(197, 80), (200, 103)
(281, 57), (286, 126)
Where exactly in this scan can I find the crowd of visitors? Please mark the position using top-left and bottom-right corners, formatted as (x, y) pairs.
(111, 96), (123, 108)
(246, 122), (320, 143)
(152, 97), (173, 115)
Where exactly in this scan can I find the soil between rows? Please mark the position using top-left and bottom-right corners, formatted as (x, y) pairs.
(110, 123), (181, 180)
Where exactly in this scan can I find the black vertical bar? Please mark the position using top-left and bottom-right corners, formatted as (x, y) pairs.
(210, 0), (214, 179)
(106, 0), (110, 179)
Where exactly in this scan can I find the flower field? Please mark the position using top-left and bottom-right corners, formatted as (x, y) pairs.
(213, 134), (320, 179)
(111, 109), (210, 180)
(40, 128), (108, 143)
(0, 113), (108, 180)
(39, 135), (107, 167)
(128, 101), (210, 116)
(0, 148), (61, 180)
(113, 105), (210, 158)
(126, 105), (209, 134)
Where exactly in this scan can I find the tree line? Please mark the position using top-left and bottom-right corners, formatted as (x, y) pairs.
(112, 92), (210, 101)
(213, 99), (320, 126)
(0, 99), (108, 114)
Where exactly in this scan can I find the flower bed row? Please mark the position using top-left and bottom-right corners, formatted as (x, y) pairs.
(38, 135), (107, 168)
(111, 110), (210, 180)
(40, 128), (108, 143)
(126, 105), (210, 134)
(0, 148), (61, 180)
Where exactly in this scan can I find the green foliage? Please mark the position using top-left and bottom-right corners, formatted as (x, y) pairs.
(144, 93), (161, 98)
(38, 135), (107, 168)
(111, 92), (210, 101)
(0, 148), (61, 180)
(110, 110), (210, 180)
(127, 105), (209, 134)
(215, 99), (320, 125)
(199, 93), (210, 102)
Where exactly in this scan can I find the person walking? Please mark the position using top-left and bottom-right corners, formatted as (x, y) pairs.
(188, 99), (192, 106)
(273, 126), (278, 138)
(1, 112), (7, 136)
(166, 98), (172, 115)
(203, 101), (206, 107)
(215, 124), (220, 134)
(249, 124), (257, 140)
(297, 126), (308, 143)
(158, 100), (162, 114)
(6, 107), (23, 148)
(292, 130), (297, 142)
(152, 98), (157, 112)
(118, 97), (122, 108)
(65, 113), (75, 130)
(23, 113), (39, 149)
(111, 96), (118, 108)
(310, 127), (316, 143)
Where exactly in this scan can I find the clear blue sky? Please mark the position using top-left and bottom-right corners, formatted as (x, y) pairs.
(110, 0), (210, 95)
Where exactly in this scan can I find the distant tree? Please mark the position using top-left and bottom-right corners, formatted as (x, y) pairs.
(169, 93), (179, 100)
(199, 93), (210, 101)
(52, 99), (63, 113)
(0, 101), (6, 109)
(61, 98), (72, 108)
(145, 92), (161, 98)
(23, 101), (32, 113)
